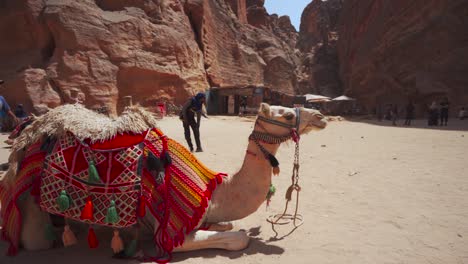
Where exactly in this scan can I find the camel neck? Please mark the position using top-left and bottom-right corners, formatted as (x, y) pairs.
(205, 139), (280, 223)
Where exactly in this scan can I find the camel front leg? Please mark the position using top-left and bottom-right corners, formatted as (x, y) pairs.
(19, 195), (54, 251)
(173, 230), (250, 252)
(203, 222), (234, 232)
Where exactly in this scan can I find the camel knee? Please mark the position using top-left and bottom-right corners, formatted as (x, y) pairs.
(222, 231), (250, 251)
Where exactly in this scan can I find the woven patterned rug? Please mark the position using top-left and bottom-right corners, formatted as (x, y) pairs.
(0, 128), (226, 262)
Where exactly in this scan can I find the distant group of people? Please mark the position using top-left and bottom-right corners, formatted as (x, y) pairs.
(428, 97), (450, 126)
(380, 103), (414, 126)
(378, 97), (468, 127)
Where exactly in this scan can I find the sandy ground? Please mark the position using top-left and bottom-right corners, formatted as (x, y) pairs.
(0, 116), (467, 264)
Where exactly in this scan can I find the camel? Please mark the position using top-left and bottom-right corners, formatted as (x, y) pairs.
(0, 102), (326, 262)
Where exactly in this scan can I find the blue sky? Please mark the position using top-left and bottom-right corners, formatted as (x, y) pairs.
(264, 0), (312, 31)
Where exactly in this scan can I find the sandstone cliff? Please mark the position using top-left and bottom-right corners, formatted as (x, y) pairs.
(297, 0), (344, 97)
(0, 0), (298, 115)
(2, 0), (466, 117)
(338, 0), (468, 115)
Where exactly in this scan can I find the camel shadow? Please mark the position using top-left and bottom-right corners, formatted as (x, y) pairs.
(171, 227), (284, 262)
(0, 227), (284, 263)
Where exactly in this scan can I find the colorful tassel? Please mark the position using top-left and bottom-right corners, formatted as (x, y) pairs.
(87, 227), (99, 249)
(137, 196), (146, 218)
(124, 239), (138, 257)
(267, 153), (279, 168)
(88, 161), (100, 183)
(147, 152), (162, 171)
(163, 151), (172, 166)
(291, 128), (300, 143)
(45, 223), (56, 241)
(56, 190), (70, 211)
(105, 200), (120, 224)
(272, 166), (280, 176)
(62, 225), (77, 247)
(80, 197), (94, 220)
(266, 184), (276, 207)
(111, 230), (124, 254)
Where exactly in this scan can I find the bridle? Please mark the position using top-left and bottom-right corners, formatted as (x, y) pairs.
(249, 108), (301, 167)
(248, 107), (305, 236)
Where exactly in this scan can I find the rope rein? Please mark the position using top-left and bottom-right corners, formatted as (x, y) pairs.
(249, 108), (304, 237)
(266, 138), (303, 237)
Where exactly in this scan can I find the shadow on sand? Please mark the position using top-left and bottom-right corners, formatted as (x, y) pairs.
(346, 118), (468, 132)
(171, 227), (284, 262)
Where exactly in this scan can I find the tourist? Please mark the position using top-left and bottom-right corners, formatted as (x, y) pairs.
(391, 104), (398, 126)
(439, 97), (449, 126)
(459, 107), (466, 120)
(428, 101), (439, 126)
(0, 80), (19, 131)
(180, 92), (207, 152)
(240, 96), (247, 116)
(404, 101), (415, 126)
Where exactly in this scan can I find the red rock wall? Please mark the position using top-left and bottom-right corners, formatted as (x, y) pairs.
(0, 0), (298, 115)
(297, 0), (344, 97)
(338, 0), (468, 115)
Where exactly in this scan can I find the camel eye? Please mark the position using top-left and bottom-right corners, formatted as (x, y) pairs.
(283, 112), (294, 120)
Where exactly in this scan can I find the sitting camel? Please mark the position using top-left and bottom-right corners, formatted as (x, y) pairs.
(0, 103), (326, 262)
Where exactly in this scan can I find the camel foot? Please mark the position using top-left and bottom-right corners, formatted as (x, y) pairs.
(174, 230), (250, 252)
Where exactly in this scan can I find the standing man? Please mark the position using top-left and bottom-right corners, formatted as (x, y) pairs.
(0, 80), (19, 131)
(404, 101), (415, 126)
(390, 104), (399, 126)
(180, 92), (207, 152)
(439, 97), (449, 126)
(239, 96), (247, 116)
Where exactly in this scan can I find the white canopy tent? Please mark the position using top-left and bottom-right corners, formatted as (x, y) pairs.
(332, 95), (355, 101)
(304, 94), (331, 102)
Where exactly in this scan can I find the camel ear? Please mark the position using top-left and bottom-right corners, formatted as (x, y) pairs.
(258, 103), (271, 117)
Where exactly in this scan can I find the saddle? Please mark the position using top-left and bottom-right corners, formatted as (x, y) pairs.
(1, 128), (226, 262)
(39, 130), (149, 227)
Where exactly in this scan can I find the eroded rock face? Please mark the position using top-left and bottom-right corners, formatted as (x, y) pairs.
(296, 0), (344, 97)
(338, 0), (468, 115)
(0, 0), (299, 115)
(184, 0), (298, 93)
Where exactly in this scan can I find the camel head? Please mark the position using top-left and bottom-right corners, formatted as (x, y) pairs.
(257, 103), (327, 135)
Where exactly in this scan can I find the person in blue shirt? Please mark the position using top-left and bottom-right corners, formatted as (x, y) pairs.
(179, 92), (207, 152)
(0, 80), (19, 131)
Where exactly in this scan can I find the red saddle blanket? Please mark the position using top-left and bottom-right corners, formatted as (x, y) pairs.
(0, 128), (226, 262)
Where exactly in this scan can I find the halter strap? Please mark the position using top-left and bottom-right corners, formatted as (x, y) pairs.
(256, 107), (301, 130)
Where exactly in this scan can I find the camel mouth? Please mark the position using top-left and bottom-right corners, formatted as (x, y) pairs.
(310, 119), (327, 129)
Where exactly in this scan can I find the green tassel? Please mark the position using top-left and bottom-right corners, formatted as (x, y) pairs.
(56, 190), (70, 211)
(45, 223), (56, 241)
(88, 161), (100, 183)
(124, 239), (138, 257)
(266, 184), (276, 200)
(105, 200), (120, 224)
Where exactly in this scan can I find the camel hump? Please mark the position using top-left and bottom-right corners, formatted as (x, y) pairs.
(13, 104), (159, 152)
